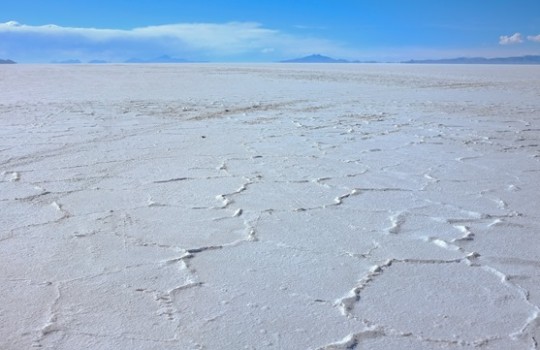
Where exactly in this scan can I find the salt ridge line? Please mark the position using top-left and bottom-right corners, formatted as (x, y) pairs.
(1, 65), (539, 349)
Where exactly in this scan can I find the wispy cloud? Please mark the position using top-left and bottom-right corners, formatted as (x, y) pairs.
(528, 34), (540, 43)
(499, 32), (523, 45)
(0, 20), (351, 62)
(293, 24), (327, 30)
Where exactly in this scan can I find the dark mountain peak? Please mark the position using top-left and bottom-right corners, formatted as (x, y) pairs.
(281, 54), (350, 63)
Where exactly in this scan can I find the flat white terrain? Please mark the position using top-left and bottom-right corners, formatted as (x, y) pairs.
(1, 64), (539, 349)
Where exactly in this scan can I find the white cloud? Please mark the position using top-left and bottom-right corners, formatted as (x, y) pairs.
(499, 33), (523, 45)
(528, 34), (540, 43)
(0, 21), (275, 49)
(0, 20), (352, 61)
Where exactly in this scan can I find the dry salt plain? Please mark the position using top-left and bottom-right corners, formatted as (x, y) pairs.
(1, 63), (540, 350)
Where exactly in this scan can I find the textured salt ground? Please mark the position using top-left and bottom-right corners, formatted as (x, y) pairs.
(1, 64), (540, 349)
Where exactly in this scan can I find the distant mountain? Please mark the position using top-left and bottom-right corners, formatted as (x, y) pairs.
(88, 60), (108, 64)
(281, 54), (351, 63)
(124, 55), (190, 63)
(0, 59), (16, 64)
(403, 55), (540, 65)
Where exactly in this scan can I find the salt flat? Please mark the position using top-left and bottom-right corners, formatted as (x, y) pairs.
(1, 63), (540, 349)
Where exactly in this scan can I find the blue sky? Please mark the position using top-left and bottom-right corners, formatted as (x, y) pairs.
(1, 0), (540, 62)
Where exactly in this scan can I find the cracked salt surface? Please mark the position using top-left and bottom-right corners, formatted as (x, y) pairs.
(1, 64), (540, 349)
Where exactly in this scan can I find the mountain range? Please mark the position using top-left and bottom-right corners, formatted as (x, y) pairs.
(283, 54), (540, 65)
(402, 55), (540, 64)
(5, 54), (540, 65)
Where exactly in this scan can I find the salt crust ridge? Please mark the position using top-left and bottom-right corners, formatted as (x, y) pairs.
(1, 64), (539, 349)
